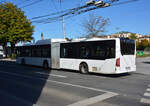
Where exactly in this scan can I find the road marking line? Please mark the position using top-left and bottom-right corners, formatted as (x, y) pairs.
(144, 92), (150, 97)
(146, 88), (150, 92)
(67, 93), (118, 106)
(141, 98), (150, 104)
(51, 74), (67, 78)
(48, 80), (117, 94)
(36, 72), (67, 78)
(0, 71), (118, 95)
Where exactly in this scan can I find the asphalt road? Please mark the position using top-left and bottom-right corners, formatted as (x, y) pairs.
(0, 58), (150, 106)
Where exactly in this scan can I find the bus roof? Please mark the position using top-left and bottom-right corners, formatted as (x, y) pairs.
(17, 37), (124, 47)
(34, 38), (119, 45)
(35, 39), (66, 45)
(65, 37), (119, 43)
(35, 39), (51, 45)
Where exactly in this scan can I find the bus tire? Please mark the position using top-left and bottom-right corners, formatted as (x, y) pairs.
(21, 59), (25, 65)
(43, 61), (48, 69)
(79, 63), (89, 74)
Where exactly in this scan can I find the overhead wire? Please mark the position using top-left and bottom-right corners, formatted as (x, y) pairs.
(31, 0), (121, 20)
(43, 15), (77, 24)
(31, 6), (104, 23)
(31, 0), (138, 24)
(20, 0), (45, 8)
(111, 0), (139, 6)
(31, 0), (118, 23)
(31, 4), (93, 20)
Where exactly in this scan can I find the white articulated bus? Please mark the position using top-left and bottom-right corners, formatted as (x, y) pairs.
(16, 39), (65, 68)
(16, 38), (136, 74)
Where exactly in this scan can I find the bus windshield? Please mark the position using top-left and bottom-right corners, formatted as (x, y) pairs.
(120, 38), (135, 55)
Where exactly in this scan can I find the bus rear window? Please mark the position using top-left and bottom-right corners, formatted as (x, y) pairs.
(120, 39), (135, 55)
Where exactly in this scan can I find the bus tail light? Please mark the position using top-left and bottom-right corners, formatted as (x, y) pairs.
(116, 58), (120, 67)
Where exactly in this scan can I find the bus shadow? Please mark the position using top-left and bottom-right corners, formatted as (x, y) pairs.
(0, 59), (51, 106)
(55, 68), (131, 78)
(54, 68), (80, 74)
(89, 73), (131, 78)
(142, 62), (150, 64)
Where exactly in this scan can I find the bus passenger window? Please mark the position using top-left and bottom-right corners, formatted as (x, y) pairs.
(63, 48), (67, 57)
(95, 46), (105, 58)
(105, 48), (110, 57)
(61, 47), (67, 58)
(80, 46), (90, 58)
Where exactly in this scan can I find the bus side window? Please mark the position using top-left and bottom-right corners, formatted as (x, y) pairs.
(95, 46), (106, 58)
(63, 48), (67, 58)
(42, 48), (50, 57)
(105, 48), (110, 57)
(60, 44), (68, 58)
(110, 48), (115, 58)
(79, 46), (90, 59)
(93, 40), (115, 59)
(80, 46), (85, 58)
(32, 47), (37, 57)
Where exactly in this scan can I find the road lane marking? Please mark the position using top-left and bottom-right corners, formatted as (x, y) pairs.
(51, 74), (67, 78)
(47, 80), (117, 95)
(141, 98), (150, 104)
(140, 85), (150, 105)
(144, 92), (150, 97)
(0, 70), (118, 95)
(67, 93), (118, 106)
(35, 72), (67, 78)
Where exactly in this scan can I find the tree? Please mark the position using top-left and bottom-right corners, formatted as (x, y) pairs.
(129, 33), (137, 40)
(136, 41), (140, 49)
(82, 14), (110, 38)
(0, 2), (34, 54)
(140, 39), (149, 49)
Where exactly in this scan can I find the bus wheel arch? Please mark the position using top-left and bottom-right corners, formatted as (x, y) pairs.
(79, 62), (89, 74)
(43, 60), (49, 69)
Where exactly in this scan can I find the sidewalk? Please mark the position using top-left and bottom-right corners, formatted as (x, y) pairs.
(136, 57), (150, 75)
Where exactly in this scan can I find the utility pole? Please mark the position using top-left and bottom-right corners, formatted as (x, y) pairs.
(62, 16), (66, 39)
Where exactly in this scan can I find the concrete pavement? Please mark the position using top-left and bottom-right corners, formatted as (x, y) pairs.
(136, 57), (150, 75)
(0, 58), (150, 106)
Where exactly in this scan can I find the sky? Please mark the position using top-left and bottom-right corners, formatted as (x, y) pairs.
(1, 0), (150, 41)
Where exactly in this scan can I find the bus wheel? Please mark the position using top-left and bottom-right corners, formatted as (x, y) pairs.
(43, 61), (48, 69)
(79, 63), (89, 74)
(21, 59), (25, 65)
